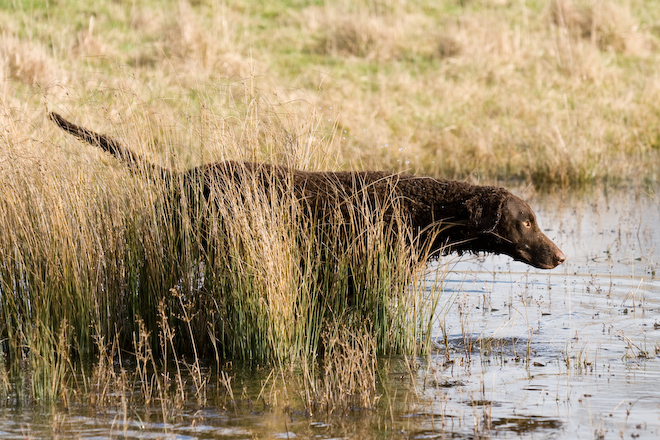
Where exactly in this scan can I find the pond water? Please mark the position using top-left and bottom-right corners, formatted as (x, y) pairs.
(417, 186), (660, 439)
(0, 187), (658, 439)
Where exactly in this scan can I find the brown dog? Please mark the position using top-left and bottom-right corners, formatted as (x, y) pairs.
(50, 112), (565, 269)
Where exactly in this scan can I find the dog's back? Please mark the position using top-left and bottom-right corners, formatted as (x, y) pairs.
(49, 112), (565, 269)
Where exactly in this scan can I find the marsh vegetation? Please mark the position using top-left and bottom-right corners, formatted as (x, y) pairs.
(1, 0), (660, 438)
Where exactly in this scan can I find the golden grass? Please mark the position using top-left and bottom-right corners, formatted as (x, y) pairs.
(0, 85), (445, 414)
(0, 0), (659, 415)
(2, 0), (660, 185)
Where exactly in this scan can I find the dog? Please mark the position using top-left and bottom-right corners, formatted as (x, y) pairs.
(49, 112), (565, 269)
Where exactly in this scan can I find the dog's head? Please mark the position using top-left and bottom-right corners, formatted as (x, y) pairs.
(485, 194), (565, 269)
(461, 189), (565, 269)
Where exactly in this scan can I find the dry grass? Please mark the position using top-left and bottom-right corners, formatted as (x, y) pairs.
(550, 0), (655, 55)
(2, 0), (660, 185)
(0, 83), (444, 414)
(318, 323), (379, 414)
(0, 0), (658, 417)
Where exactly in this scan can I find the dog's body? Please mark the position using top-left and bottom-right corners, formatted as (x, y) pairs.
(49, 112), (565, 269)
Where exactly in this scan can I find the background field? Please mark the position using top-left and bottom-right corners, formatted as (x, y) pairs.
(2, 0), (660, 186)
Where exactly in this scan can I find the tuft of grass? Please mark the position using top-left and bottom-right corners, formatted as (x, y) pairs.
(550, 0), (655, 55)
(0, 84), (445, 412)
(317, 323), (379, 414)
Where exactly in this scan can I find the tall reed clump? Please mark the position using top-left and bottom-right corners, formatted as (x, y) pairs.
(197, 164), (437, 364)
(0, 94), (445, 408)
(0, 108), (175, 402)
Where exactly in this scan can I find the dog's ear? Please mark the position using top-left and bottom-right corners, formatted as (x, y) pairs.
(465, 191), (505, 233)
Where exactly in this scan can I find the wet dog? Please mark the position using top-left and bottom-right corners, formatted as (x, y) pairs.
(50, 112), (565, 269)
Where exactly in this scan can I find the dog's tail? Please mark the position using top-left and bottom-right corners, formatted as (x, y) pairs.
(49, 112), (170, 180)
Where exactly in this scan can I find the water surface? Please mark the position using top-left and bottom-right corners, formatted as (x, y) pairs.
(419, 187), (660, 439)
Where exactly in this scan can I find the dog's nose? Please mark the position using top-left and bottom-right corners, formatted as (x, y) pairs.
(555, 250), (566, 266)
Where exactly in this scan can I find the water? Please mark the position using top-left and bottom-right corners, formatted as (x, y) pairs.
(0, 187), (658, 439)
(421, 187), (660, 439)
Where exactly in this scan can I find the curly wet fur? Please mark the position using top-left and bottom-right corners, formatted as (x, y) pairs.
(49, 112), (565, 269)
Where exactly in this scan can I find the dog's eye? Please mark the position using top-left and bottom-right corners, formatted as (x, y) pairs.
(522, 220), (532, 228)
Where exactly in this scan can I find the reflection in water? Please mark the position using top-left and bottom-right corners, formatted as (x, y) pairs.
(491, 416), (563, 433)
(0, 188), (658, 439)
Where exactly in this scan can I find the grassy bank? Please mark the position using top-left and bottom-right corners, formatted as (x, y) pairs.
(2, 0), (660, 185)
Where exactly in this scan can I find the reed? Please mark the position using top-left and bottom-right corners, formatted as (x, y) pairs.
(0, 91), (445, 411)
